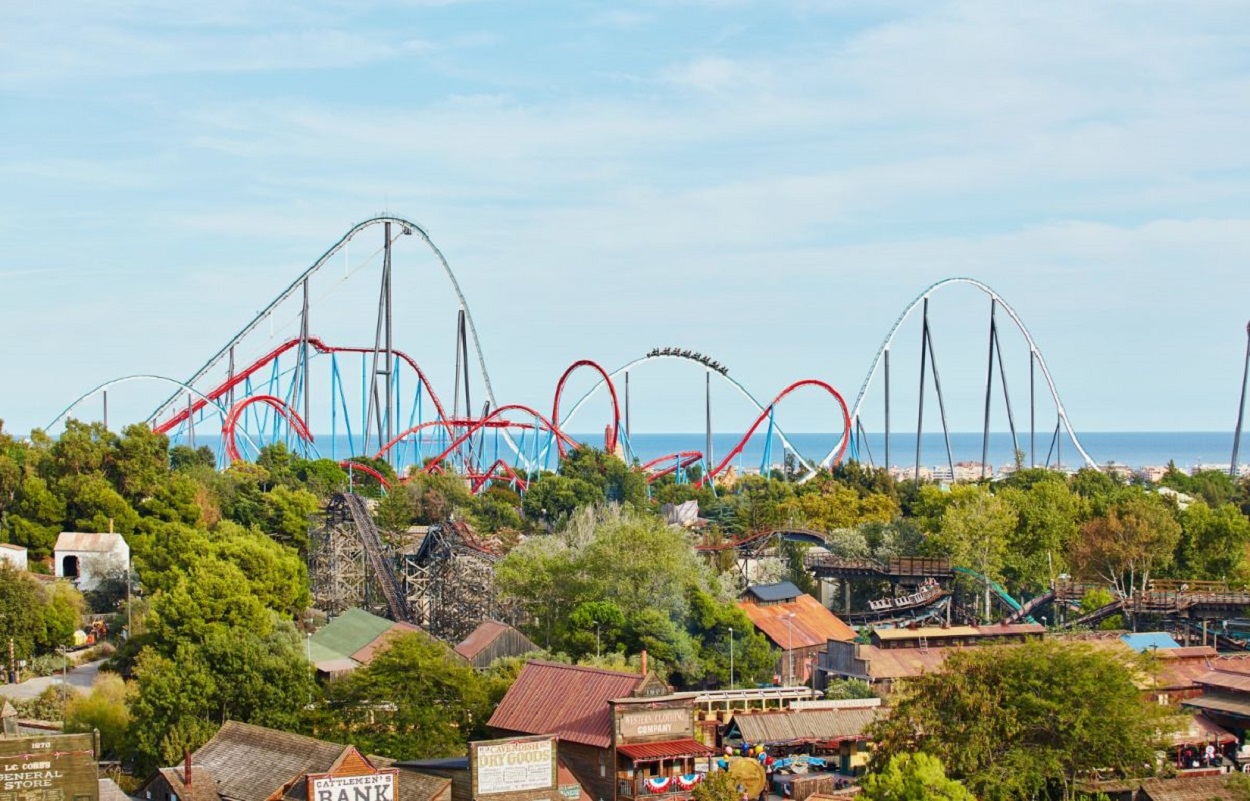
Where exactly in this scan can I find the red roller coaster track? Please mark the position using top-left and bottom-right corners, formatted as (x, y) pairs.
(551, 359), (620, 457)
(222, 395), (314, 463)
(152, 337), (453, 437)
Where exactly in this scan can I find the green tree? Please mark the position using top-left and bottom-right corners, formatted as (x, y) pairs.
(1175, 501), (1250, 582)
(311, 632), (489, 758)
(868, 640), (1176, 801)
(930, 486), (1017, 619)
(520, 473), (603, 524)
(39, 580), (85, 649)
(4, 475), (67, 558)
(65, 673), (131, 759)
(692, 770), (739, 801)
(1068, 493), (1182, 598)
(861, 753), (973, 801)
(0, 562), (47, 663)
(559, 447), (647, 507)
(127, 643), (219, 772)
(996, 476), (1080, 595)
(259, 484), (320, 554)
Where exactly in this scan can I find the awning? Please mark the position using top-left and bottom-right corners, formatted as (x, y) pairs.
(1171, 713), (1237, 746)
(617, 739), (717, 762)
(1183, 693), (1250, 720)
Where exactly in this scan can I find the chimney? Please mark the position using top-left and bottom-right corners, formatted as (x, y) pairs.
(641, 650), (648, 676)
(184, 749), (192, 788)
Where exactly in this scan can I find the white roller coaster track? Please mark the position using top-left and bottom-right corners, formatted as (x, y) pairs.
(46, 374), (262, 456)
(849, 277), (1098, 470)
(556, 354), (829, 480)
(146, 215), (498, 426)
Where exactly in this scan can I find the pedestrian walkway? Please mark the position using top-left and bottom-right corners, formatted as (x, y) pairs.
(0, 660), (104, 701)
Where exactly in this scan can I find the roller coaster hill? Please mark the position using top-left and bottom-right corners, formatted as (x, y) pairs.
(48, 216), (1245, 636)
(49, 216), (1126, 497)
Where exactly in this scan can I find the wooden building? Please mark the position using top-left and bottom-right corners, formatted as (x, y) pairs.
(398, 736), (590, 801)
(455, 620), (539, 670)
(721, 700), (885, 776)
(818, 623), (1043, 694)
(737, 583), (856, 687)
(135, 721), (451, 801)
(488, 660), (717, 801)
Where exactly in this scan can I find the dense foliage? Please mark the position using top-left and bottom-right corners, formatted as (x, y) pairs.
(3, 414), (1249, 785)
(867, 640), (1178, 800)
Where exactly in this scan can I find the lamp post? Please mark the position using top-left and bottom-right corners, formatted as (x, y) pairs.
(786, 613), (796, 686)
(728, 627), (735, 691)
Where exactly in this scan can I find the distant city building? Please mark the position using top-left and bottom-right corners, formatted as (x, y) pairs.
(1138, 465), (1170, 483)
(0, 543), (27, 572)
(53, 531), (129, 592)
(1156, 486), (1195, 509)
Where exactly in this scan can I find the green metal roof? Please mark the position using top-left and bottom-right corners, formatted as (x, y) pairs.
(310, 608), (394, 661)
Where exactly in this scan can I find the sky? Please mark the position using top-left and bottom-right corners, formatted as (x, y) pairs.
(2, 0), (1250, 442)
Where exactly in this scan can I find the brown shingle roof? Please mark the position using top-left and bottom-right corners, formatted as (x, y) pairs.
(738, 594), (855, 649)
(487, 660), (643, 748)
(368, 757), (454, 801)
(192, 721), (348, 801)
(157, 766), (222, 801)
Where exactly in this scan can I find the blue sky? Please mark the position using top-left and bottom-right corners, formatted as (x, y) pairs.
(3, 1), (1249, 442)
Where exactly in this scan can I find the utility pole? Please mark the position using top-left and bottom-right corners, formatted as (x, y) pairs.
(728, 627), (735, 691)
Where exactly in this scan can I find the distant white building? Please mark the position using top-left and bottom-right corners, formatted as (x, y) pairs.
(0, 543), (27, 572)
(54, 532), (130, 592)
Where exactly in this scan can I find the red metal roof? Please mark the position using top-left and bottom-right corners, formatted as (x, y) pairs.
(455, 620), (511, 661)
(487, 660), (643, 748)
(738, 594), (856, 650)
(616, 739), (717, 761)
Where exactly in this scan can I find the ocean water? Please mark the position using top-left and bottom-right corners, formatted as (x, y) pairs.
(202, 430), (1244, 473)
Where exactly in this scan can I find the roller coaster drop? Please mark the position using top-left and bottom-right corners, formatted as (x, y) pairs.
(48, 215), (1100, 492)
(50, 216), (859, 492)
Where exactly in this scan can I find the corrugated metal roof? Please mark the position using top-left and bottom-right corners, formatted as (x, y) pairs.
(738, 594), (855, 649)
(54, 532), (126, 553)
(1122, 632), (1182, 652)
(871, 623), (1044, 643)
(744, 582), (803, 603)
(1183, 692), (1250, 719)
(729, 708), (883, 745)
(350, 622), (427, 665)
(1157, 646), (1218, 659)
(616, 739), (717, 761)
(1172, 713), (1236, 746)
(1196, 670), (1250, 693)
(455, 620), (512, 660)
(487, 660), (643, 748)
(312, 608), (398, 660)
(1137, 775), (1243, 801)
(853, 643), (953, 681)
